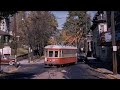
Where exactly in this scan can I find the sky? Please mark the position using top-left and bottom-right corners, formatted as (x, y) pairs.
(51, 11), (97, 29)
(51, 11), (68, 29)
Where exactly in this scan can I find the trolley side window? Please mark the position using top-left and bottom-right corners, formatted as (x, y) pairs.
(49, 51), (53, 57)
(55, 51), (58, 57)
(62, 49), (77, 57)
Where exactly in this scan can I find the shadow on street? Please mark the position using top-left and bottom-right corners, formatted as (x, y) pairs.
(86, 59), (113, 72)
(0, 63), (72, 79)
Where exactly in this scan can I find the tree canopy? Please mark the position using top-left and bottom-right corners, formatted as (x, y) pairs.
(0, 11), (17, 20)
(53, 11), (91, 49)
(11, 11), (58, 56)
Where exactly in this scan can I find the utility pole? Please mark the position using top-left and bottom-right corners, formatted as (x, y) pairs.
(111, 11), (117, 74)
(85, 12), (88, 56)
(14, 13), (17, 63)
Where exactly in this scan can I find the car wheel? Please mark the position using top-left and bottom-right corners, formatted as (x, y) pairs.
(9, 61), (14, 65)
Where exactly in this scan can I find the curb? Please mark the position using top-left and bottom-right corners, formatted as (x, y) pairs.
(95, 68), (113, 74)
(19, 59), (44, 64)
(94, 68), (120, 79)
(4, 66), (21, 73)
(105, 74), (117, 79)
(107, 74), (120, 79)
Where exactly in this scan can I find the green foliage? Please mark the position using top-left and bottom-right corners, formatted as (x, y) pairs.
(17, 48), (28, 56)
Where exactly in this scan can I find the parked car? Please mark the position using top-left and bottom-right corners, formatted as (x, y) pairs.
(0, 55), (17, 65)
(77, 53), (87, 62)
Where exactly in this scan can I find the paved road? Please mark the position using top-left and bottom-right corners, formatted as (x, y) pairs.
(63, 62), (107, 79)
(0, 60), (108, 79)
(1, 64), (16, 72)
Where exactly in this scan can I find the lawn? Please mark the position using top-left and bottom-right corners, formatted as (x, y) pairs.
(17, 48), (28, 56)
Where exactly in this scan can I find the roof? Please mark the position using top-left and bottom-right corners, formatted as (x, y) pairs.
(0, 30), (9, 35)
(44, 45), (77, 49)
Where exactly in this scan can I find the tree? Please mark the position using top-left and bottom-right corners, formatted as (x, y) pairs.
(62, 11), (91, 49)
(14, 11), (58, 58)
(0, 11), (17, 20)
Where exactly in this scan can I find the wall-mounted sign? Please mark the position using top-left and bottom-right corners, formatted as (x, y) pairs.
(99, 31), (112, 46)
(113, 46), (117, 51)
(3, 46), (11, 55)
(105, 32), (112, 42)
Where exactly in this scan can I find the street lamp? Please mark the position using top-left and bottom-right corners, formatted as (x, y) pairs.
(13, 14), (18, 65)
(86, 32), (93, 57)
(87, 32), (93, 51)
(16, 35), (20, 45)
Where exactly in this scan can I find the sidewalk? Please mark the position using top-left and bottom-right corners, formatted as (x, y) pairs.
(18, 59), (44, 64)
(3, 66), (19, 73)
(95, 68), (120, 79)
(2, 59), (44, 73)
(87, 57), (120, 79)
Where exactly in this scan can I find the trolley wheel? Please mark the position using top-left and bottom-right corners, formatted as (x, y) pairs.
(74, 61), (77, 64)
(56, 65), (60, 68)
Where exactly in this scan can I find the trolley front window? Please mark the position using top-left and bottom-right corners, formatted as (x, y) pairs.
(49, 51), (53, 57)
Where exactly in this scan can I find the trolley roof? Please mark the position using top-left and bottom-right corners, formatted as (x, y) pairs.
(44, 45), (77, 49)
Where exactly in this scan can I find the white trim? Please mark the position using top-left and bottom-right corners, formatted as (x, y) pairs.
(45, 45), (77, 49)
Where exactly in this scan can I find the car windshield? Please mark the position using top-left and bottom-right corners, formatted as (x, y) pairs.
(1, 55), (15, 59)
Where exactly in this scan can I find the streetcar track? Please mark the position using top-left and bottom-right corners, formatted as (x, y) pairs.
(45, 66), (68, 79)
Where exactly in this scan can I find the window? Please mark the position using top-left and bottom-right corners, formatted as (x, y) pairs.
(100, 25), (104, 33)
(55, 51), (58, 57)
(102, 49), (105, 53)
(49, 51), (53, 57)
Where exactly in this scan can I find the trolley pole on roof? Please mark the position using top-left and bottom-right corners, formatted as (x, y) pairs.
(111, 11), (117, 75)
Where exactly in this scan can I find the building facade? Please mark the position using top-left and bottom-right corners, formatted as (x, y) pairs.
(0, 17), (12, 56)
(106, 11), (120, 70)
(90, 11), (112, 62)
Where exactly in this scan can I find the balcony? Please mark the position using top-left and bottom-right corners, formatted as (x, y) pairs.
(96, 15), (106, 23)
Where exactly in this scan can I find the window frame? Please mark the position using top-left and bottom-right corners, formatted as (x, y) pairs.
(55, 51), (59, 57)
(48, 51), (54, 57)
